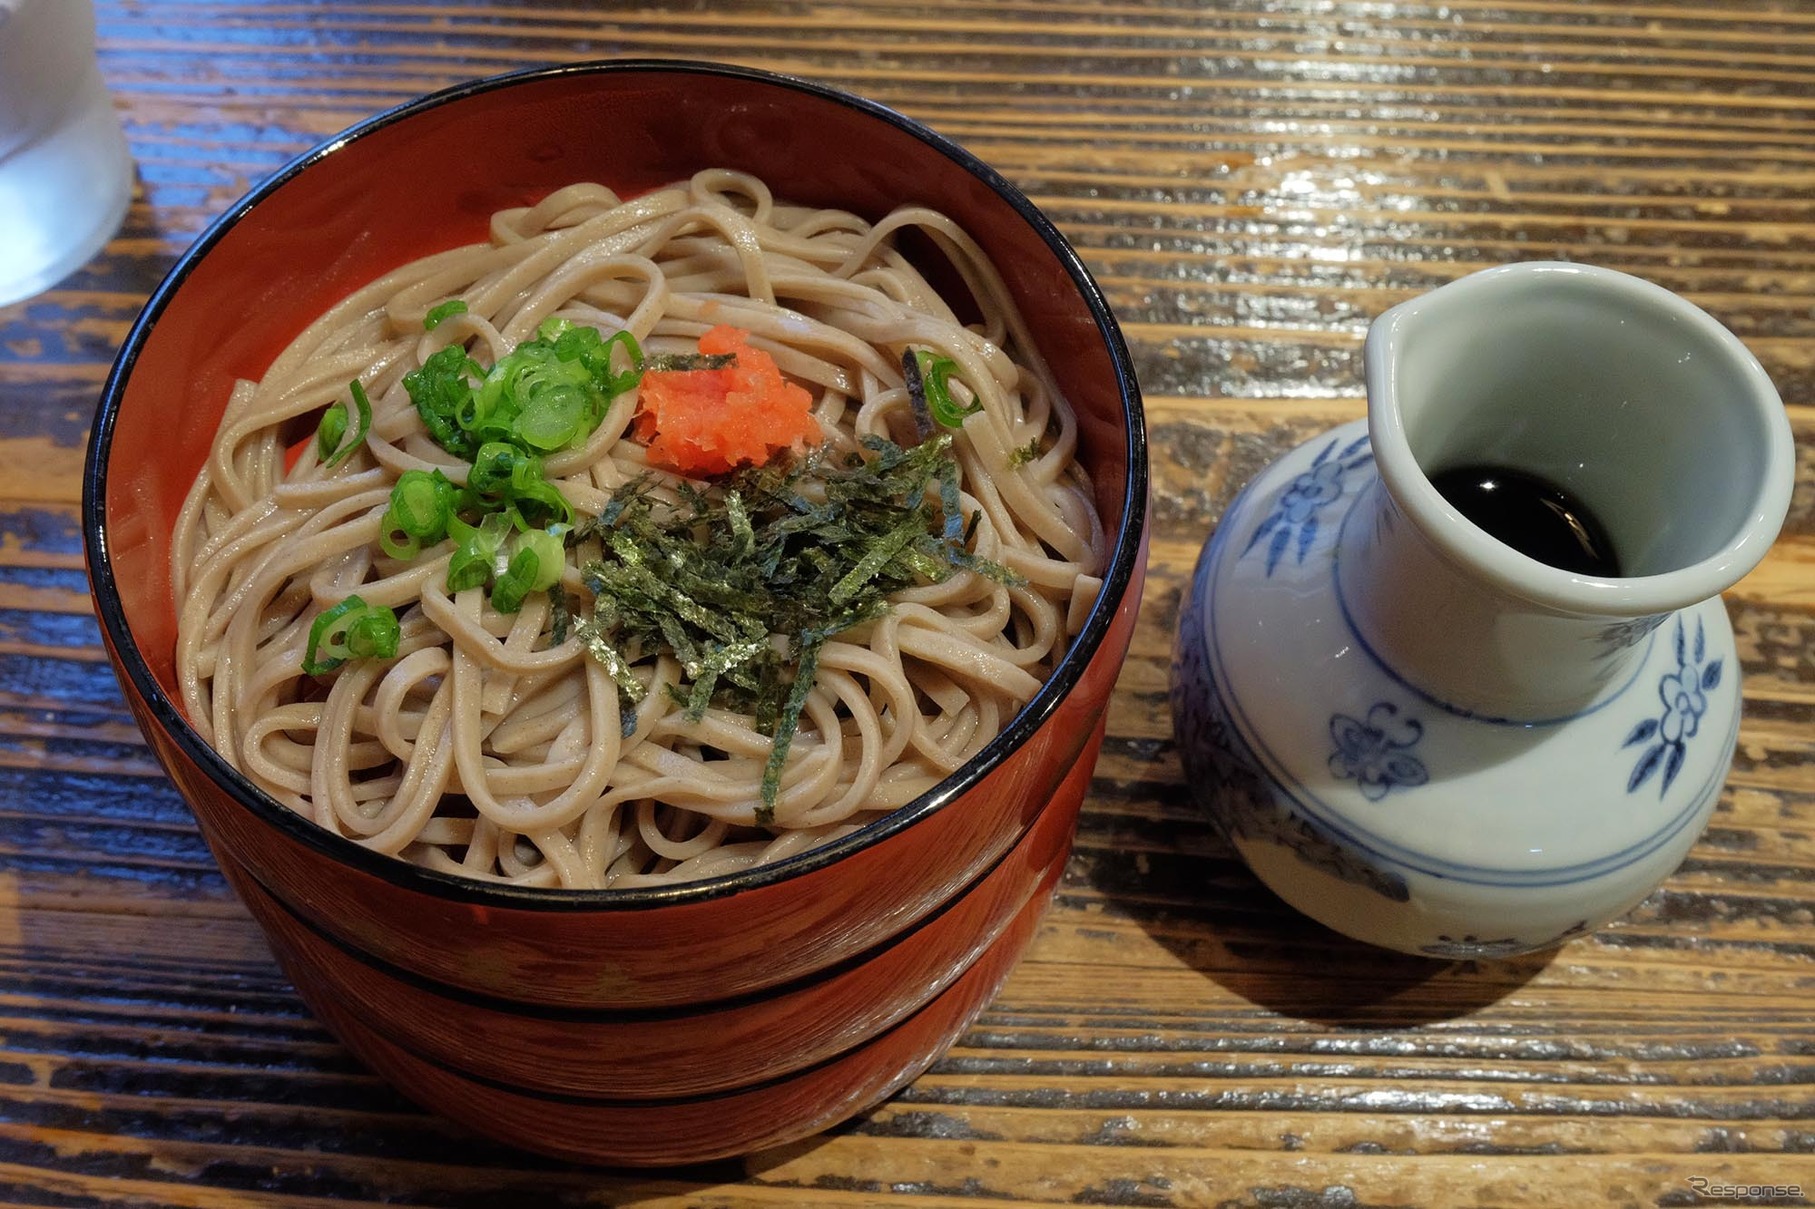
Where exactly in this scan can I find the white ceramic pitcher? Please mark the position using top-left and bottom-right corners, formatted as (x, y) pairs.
(1170, 261), (1795, 958)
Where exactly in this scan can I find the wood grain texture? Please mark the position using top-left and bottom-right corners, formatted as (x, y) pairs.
(0, 0), (1810, 1205)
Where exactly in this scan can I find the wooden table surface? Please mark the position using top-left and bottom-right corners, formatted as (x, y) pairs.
(3, 2), (1812, 1206)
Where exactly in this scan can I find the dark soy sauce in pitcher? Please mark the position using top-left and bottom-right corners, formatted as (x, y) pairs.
(1429, 464), (1622, 577)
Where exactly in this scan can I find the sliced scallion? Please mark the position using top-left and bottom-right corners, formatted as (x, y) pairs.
(447, 512), (511, 594)
(423, 299), (469, 330)
(302, 595), (399, 675)
(490, 546), (540, 614)
(345, 605), (400, 659)
(315, 404), (348, 463)
(516, 528), (567, 592)
(318, 380), (374, 470)
(914, 350), (983, 429)
(388, 469), (456, 540)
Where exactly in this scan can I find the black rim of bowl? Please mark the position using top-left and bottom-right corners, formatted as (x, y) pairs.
(82, 57), (1150, 912)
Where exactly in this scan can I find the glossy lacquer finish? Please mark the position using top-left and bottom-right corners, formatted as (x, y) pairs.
(223, 730), (1094, 1101)
(303, 872), (1056, 1168)
(84, 63), (1147, 1164)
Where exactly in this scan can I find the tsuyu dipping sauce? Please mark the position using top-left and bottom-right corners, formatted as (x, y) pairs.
(1430, 464), (1621, 577)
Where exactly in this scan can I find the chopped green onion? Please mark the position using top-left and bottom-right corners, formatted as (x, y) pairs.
(405, 324), (643, 464)
(315, 404), (348, 463)
(600, 331), (644, 399)
(346, 605), (400, 659)
(423, 299), (469, 330)
(516, 527), (567, 593)
(515, 384), (587, 451)
(914, 350), (983, 429)
(315, 380), (374, 470)
(318, 381), (374, 470)
(404, 345), (485, 460)
(388, 324), (651, 636)
(302, 595), (399, 675)
(379, 468), (458, 560)
(490, 546), (539, 614)
(447, 512), (511, 593)
(378, 524), (419, 562)
(468, 441), (526, 498)
(487, 526), (569, 614)
(388, 469), (457, 540)
(508, 485), (567, 531)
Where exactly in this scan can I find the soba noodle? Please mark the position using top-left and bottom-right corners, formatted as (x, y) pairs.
(174, 170), (1106, 889)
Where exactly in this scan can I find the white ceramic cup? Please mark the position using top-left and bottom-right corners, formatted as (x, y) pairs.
(0, 0), (133, 308)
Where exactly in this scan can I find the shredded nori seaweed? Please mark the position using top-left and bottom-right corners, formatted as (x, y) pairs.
(570, 434), (1020, 823)
(548, 583), (572, 646)
(899, 349), (935, 441)
(1009, 436), (1043, 466)
(639, 351), (738, 373)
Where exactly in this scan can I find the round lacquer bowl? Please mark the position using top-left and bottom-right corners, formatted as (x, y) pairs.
(83, 60), (1148, 1165)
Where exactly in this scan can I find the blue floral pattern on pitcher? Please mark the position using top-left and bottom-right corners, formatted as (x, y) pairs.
(1419, 920), (1589, 960)
(1170, 547), (1410, 903)
(1329, 702), (1428, 801)
(1244, 433), (1372, 575)
(1622, 615), (1723, 796)
(1595, 612), (1667, 660)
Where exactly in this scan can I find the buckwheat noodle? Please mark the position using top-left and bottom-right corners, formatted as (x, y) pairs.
(173, 170), (1106, 889)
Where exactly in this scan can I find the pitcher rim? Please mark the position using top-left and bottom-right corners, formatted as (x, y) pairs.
(1364, 260), (1794, 617)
